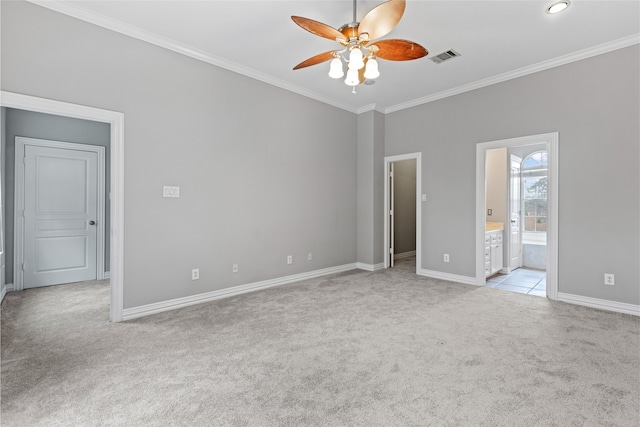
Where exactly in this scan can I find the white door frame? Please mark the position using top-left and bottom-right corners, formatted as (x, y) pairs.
(384, 152), (422, 272)
(476, 133), (558, 300)
(14, 137), (106, 290)
(1, 91), (124, 322)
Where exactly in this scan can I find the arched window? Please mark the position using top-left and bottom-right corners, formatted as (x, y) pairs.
(522, 151), (547, 235)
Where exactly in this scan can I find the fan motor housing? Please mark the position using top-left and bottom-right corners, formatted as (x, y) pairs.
(338, 23), (360, 41)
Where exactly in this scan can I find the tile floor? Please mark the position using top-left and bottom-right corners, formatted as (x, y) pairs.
(485, 268), (547, 297)
(393, 256), (546, 298)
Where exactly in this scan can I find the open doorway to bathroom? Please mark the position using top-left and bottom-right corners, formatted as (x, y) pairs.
(485, 146), (548, 296)
(476, 133), (558, 300)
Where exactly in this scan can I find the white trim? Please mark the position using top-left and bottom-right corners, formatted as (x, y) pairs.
(0, 284), (6, 303)
(14, 137), (106, 290)
(1, 91), (125, 322)
(417, 269), (477, 286)
(103, 271), (110, 279)
(385, 34), (640, 114)
(123, 263), (358, 321)
(394, 250), (416, 260)
(476, 133), (559, 300)
(4, 283), (15, 292)
(558, 293), (640, 317)
(356, 104), (378, 114)
(384, 153), (422, 273)
(26, 0), (358, 114)
(356, 262), (386, 272)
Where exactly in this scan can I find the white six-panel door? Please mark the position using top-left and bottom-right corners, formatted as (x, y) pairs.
(16, 138), (104, 289)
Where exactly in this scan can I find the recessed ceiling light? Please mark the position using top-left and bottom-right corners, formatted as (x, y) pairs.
(546, 1), (570, 14)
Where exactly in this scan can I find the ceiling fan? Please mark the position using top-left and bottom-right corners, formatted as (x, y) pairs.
(292, 0), (428, 93)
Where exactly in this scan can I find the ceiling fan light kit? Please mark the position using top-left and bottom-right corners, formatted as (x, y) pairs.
(292, 0), (428, 94)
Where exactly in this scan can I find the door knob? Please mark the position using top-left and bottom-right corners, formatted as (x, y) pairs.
(89, 221), (96, 225)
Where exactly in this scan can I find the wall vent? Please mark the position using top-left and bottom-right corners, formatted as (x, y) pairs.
(430, 49), (461, 64)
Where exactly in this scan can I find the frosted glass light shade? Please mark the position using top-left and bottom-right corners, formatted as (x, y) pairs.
(348, 48), (364, 70)
(328, 58), (344, 78)
(364, 58), (380, 79)
(344, 68), (359, 86)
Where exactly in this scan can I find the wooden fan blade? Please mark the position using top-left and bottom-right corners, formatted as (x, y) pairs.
(291, 16), (344, 42)
(358, 0), (406, 42)
(372, 39), (428, 61)
(293, 51), (336, 70)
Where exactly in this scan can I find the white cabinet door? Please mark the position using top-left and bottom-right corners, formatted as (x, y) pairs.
(23, 144), (99, 288)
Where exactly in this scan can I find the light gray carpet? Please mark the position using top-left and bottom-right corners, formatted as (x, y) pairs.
(2, 264), (639, 426)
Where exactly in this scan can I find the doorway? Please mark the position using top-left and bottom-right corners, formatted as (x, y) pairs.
(1, 91), (124, 322)
(14, 138), (105, 289)
(485, 147), (548, 297)
(476, 133), (558, 300)
(384, 152), (422, 272)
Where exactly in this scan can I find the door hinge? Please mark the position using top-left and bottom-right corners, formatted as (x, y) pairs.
(389, 248), (393, 254)
(389, 209), (393, 216)
(21, 263), (25, 271)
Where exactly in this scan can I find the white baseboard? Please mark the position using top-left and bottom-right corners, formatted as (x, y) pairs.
(394, 250), (416, 260)
(0, 285), (6, 304)
(558, 292), (639, 316)
(417, 269), (477, 286)
(103, 271), (110, 279)
(356, 262), (386, 272)
(123, 263), (358, 321)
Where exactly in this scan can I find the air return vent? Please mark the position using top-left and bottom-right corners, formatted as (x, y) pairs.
(430, 49), (461, 64)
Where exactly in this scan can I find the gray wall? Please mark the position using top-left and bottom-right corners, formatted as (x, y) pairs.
(393, 159), (416, 255)
(1, 1), (638, 308)
(386, 45), (640, 305)
(1, 1), (357, 308)
(3, 108), (111, 281)
(356, 110), (385, 266)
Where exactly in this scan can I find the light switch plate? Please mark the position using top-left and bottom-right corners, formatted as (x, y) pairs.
(163, 186), (180, 198)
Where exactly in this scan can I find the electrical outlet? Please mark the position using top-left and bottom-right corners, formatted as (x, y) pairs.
(604, 273), (614, 286)
(487, 209), (492, 216)
(191, 268), (199, 280)
(444, 254), (450, 263)
(287, 255), (293, 265)
(232, 264), (238, 273)
(308, 253), (313, 261)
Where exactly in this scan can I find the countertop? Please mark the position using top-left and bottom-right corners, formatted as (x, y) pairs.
(486, 221), (504, 231)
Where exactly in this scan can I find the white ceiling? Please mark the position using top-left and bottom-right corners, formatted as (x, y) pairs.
(32, 1), (640, 113)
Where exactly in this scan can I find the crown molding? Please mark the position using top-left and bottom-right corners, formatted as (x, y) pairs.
(356, 104), (378, 114)
(25, 2), (639, 117)
(27, 0), (359, 114)
(384, 33), (640, 114)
